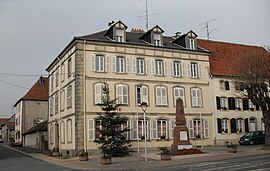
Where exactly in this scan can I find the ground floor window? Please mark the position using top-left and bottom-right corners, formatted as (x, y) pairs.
(188, 118), (209, 139)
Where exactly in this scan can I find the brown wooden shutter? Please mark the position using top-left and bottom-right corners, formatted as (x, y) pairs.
(216, 96), (221, 110)
(244, 118), (249, 133)
(225, 81), (230, 90)
(230, 118), (237, 133)
(243, 98), (249, 110)
(228, 97), (235, 110)
(217, 118), (222, 133)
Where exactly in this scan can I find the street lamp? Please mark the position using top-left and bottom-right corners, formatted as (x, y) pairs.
(140, 101), (148, 162)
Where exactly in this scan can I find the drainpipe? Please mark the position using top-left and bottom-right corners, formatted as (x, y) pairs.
(83, 39), (87, 151)
(209, 74), (217, 146)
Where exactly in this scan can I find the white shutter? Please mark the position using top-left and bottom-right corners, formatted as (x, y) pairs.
(169, 120), (175, 139)
(142, 86), (148, 104)
(146, 59), (150, 74)
(204, 119), (209, 138)
(112, 56), (116, 72)
(164, 60), (168, 76)
(126, 57), (130, 73)
(188, 119), (194, 138)
(132, 57), (136, 73)
(187, 62), (191, 77)
(95, 83), (101, 104)
(156, 87), (161, 105)
(162, 87), (167, 105)
(123, 85), (128, 104)
(91, 54), (95, 71)
(181, 62), (186, 77)
(170, 61), (174, 76)
(106, 55), (110, 72)
(151, 119), (157, 139)
(132, 119), (138, 140)
(151, 59), (155, 75)
(88, 119), (94, 140)
(198, 63), (202, 78)
(198, 89), (202, 107)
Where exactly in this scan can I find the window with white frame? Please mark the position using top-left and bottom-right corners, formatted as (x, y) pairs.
(95, 55), (105, 72)
(67, 85), (72, 108)
(169, 120), (175, 139)
(157, 120), (167, 139)
(153, 33), (161, 46)
(116, 84), (128, 105)
(236, 119), (243, 133)
(55, 93), (59, 114)
(190, 63), (197, 78)
(95, 120), (102, 139)
(187, 119), (209, 138)
(221, 119), (229, 133)
(248, 99), (254, 110)
(188, 38), (195, 50)
(191, 88), (202, 107)
(50, 124), (54, 144)
(136, 85), (148, 105)
(60, 121), (65, 143)
(173, 87), (185, 106)
(121, 121), (129, 139)
(137, 58), (145, 74)
(67, 119), (72, 143)
(94, 83), (107, 104)
(155, 60), (163, 76)
(50, 97), (54, 116)
(235, 98), (241, 110)
(116, 56), (125, 73)
(156, 86), (167, 106)
(138, 119), (148, 139)
(173, 61), (181, 77)
(220, 97), (227, 110)
(115, 29), (124, 42)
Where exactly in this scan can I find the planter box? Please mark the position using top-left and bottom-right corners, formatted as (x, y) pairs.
(161, 154), (171, 161)
(101, 158), (112, 165)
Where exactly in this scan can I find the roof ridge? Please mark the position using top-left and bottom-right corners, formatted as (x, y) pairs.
(198, 39), (264, 49)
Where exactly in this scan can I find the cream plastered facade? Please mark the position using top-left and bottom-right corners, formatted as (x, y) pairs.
(210, 76), (264, 145)
(47, 39), (213, 156)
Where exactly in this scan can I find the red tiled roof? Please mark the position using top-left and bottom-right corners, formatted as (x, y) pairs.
(14, 77), (49, 107)
(0, 118), (9, 125)
(6, 122), (15, 131)
(197, 39), (268, 76)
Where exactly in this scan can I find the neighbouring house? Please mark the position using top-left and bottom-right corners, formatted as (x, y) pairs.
(198, 39), (267, 145)
(14, 76), (49, 146)
(46, 20), (213, 157)
(23, 120), (48, 150)
(0, 114), (15, 143)
(0, 118), (9, 141)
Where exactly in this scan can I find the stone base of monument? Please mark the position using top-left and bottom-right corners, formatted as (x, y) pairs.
(177, 145), (193, 150)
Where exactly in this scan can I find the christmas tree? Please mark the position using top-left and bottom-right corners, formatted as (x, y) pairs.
(95, 84), (132, 158)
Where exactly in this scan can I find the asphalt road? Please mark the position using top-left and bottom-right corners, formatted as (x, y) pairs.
(146, 153), (270, 171)
(0, 145), (76, 171)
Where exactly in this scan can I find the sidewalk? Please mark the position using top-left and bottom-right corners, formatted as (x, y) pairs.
(4, 144), (270, 171)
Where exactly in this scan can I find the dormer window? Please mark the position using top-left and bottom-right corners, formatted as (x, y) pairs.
(153, 33), (161, 46)
(188, 38), (195, 50)
(115, 29), (124, 42)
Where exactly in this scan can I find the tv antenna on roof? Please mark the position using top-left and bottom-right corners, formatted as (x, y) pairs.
(199, 19), (217, 40)
(138, 0), (159, 31)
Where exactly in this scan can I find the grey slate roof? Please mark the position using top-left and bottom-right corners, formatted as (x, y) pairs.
(23, 120), (48, 135)
(76, 30), (208, 53)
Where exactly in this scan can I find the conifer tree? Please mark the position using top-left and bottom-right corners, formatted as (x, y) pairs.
(95, 84), (131, 158)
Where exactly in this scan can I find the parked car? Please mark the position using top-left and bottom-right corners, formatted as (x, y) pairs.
(239, 131), (265, 145)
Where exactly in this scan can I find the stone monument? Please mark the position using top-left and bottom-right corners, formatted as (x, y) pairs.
(171, 98), (192, 151)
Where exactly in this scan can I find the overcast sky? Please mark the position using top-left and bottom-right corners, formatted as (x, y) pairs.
(0, 0), (269, 117)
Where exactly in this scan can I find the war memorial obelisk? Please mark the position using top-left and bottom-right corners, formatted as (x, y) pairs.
(171, 98), (192, 151)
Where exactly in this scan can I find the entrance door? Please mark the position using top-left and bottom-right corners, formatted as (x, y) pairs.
(249, 119), (256, 131)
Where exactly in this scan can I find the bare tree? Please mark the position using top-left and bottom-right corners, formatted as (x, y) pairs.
(234, 49), (270, 149)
